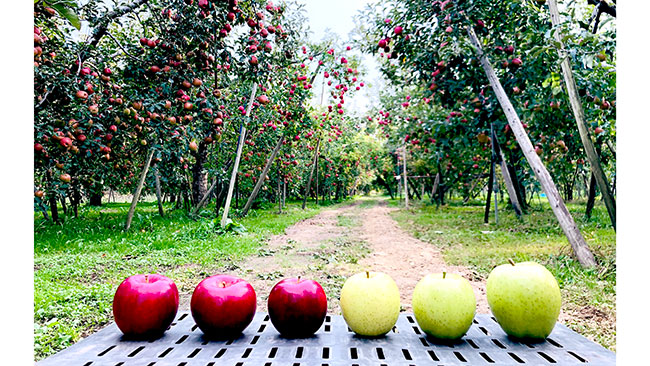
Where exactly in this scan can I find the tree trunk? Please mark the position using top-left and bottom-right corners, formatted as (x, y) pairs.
(431, 172), (441, 204)
(408, 179), (422, 200)
(547, 0), (616, 231)
(585, 173), (597, 219)
(72, 186), (81, 218)
(124, 150), (154, 231)
(421, 180), (426, 201)
(60, 196), (68, 216)
(492, 128), (523, 218)
(505, 151), (528, 211)
(242, 135), (285, 216)
(467, 26), (596, 267)
(302, 139), (320, 209)
(47, 178), (59, 223)
(191, 141), (209, 204)
(221, 82), (258, 227)
(377, 175), (395, 199)
(192, 178), (218, 215)
(154, 170), (164, 217)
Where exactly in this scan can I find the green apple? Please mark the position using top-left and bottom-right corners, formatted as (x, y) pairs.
(412, 272), (476, 339)
(340, 271), (400, 337)
(487, 259), (561, 339)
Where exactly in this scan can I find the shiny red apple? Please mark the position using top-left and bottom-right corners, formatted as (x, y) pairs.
(191, 275), (257, 338)
(112, 274), (179, 338)
(268, 277), (327, 338)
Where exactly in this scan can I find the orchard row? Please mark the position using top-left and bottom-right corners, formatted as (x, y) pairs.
(34, 0), (382, 224)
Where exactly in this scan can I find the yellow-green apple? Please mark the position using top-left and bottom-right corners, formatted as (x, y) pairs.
(487, 259), (561, 339)
(412, 272), (475, 339)
(340, 271), (400, 337)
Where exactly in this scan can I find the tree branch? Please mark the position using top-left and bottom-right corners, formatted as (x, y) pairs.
(87, 0), (150, 51)
(587, 0), (616, 18)
(105, 31), (143, 62)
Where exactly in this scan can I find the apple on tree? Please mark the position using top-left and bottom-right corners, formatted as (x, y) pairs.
(487, 259), (561, 339)
(191, 275), (257, 338)
(412, 272), (476, 340)
(112, 274), (179, 338)
(267, 277), (327, 338)
(340, 271), (400, 337)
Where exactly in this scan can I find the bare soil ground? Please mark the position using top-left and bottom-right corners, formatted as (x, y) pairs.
(356, 199), (489, 313)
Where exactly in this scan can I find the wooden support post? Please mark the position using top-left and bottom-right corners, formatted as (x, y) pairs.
(398, 176), (402, 202)
(242, 135), (285, 216)
(402, 147), (408, 208)
(192, 178), (218, 215)
(154, 169), (164, 217)
(467, 26), (596, 267)
(277, 164), (282, 214)
(125, 149), (154, 231)
(282, 179), (286, 208)
(302, 139), (320, 210)
(221, 82), (258, 227)
(493, 165), (499, 225)
(315, 151), (319, 205)
(548, 0), (616, 231)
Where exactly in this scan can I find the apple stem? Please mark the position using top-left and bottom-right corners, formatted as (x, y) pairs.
(443, 271), (446, 279)
(366, 271), (370, 279)
(508, 258), (516, 266)
(145, 275), (149, 283)
(221, 281), (226, 288)
(297, 276), (301, 283)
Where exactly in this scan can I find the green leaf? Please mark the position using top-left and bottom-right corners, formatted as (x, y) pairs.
(44, 0), (81, 29)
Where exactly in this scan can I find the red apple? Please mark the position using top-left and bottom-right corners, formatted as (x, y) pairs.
(189, 141), (198, 152)
(190, 275), (257, 338)
(59, 137), (72, 148)
(113, 274), (179, 338)
(268, 277), (327, 338)
(257, 95), (270, 105)
(75, 90), (88, 100)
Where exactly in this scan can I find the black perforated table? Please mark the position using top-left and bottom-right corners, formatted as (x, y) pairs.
(37, 312), (615, 365)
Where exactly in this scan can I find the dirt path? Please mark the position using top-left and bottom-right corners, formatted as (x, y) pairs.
(356, 199), (489, 313)
(179, 197), (489, 315)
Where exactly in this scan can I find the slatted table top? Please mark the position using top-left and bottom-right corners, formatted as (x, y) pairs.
(37, 312), (615, 366)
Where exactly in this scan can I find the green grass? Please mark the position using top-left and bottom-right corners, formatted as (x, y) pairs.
(33, 199), (341, 360)
(389, 196), (616, 351)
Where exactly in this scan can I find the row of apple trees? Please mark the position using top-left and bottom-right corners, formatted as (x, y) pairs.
(356, 0), (615, 218)
(34, 0), (377, 224)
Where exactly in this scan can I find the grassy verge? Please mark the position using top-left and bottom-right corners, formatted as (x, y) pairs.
(389, 196), (616, 351)
(33, 199), (339, 360)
